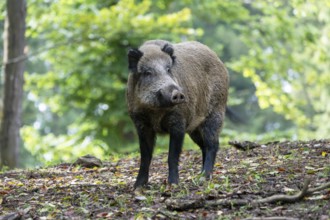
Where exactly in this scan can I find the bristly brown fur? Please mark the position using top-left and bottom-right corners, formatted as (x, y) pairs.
(126, 40), (229, 188)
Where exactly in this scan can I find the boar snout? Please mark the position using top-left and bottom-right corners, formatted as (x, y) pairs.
(157, 86), (185, 107)
(171, 89), (185, 104)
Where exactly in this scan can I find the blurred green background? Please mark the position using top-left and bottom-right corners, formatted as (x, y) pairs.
(0, 0), (329, 167)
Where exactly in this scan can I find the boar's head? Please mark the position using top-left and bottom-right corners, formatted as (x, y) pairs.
(128, 43), (185, 109)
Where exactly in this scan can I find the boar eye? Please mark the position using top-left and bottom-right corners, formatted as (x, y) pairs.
(166, 67), (171, 73)
(143, 70), (152, 76)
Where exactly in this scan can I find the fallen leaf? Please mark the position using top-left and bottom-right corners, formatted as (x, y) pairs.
(0, 190), (10, 195)
(96, 212), (113, 218)
(135, 195), (147, 201)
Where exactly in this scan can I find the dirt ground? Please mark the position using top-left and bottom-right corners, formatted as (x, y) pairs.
(1, 139), (329, 219)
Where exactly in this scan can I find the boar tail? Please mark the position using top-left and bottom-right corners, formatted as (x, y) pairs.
(225, 107), (245, 124)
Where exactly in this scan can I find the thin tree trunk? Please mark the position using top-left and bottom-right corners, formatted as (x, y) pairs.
(0, 0), (26, 169)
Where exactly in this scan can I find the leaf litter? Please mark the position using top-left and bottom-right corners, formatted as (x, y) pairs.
(0, 139), (329, 219)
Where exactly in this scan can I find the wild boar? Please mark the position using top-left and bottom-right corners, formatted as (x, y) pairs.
(126, 40), (229, 188)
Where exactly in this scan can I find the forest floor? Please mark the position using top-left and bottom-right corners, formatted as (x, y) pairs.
(0, 139), (330, 220)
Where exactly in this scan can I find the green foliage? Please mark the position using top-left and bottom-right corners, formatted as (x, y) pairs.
(230, 0), (330, 138)
(21, 126), (107, 165)
(0, 1), (5, 20)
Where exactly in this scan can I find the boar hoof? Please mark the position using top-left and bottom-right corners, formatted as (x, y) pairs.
(134, 178), (148, 189)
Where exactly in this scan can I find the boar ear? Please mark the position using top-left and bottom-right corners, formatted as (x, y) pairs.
(128, 49), (143, 73)
(162, 44), (176, 63)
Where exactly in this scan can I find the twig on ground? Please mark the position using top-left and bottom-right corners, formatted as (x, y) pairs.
(243, 218), (299, 220)
(0, 212), (21, 220)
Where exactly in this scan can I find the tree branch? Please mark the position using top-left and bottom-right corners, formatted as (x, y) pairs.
(0, 37), (100, 67)
(166, 178), (330, 211)
(255, 178), (310, 204)
(307, 181), (330, 194)
(0, 41), (71, 67)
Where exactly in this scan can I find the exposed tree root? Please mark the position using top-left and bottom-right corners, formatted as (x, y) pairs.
(166, 179), (330, 211)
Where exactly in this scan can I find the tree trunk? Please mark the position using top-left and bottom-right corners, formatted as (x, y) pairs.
(0, 0), (26, 169)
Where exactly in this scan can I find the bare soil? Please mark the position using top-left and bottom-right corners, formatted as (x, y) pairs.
(1, 139), (329, 219)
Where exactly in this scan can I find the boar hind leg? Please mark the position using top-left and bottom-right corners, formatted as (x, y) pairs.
(189, 129), (206, 170)
(191, 113), (222, 179)
(132, 116), (156, 189)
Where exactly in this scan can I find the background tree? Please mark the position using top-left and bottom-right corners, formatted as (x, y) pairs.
(0, 0), (26, 169)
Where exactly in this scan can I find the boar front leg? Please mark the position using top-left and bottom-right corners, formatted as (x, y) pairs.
(163, 113), (185, 185)
(132, 115), (156, 189)
(168, 129), (185, 184)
